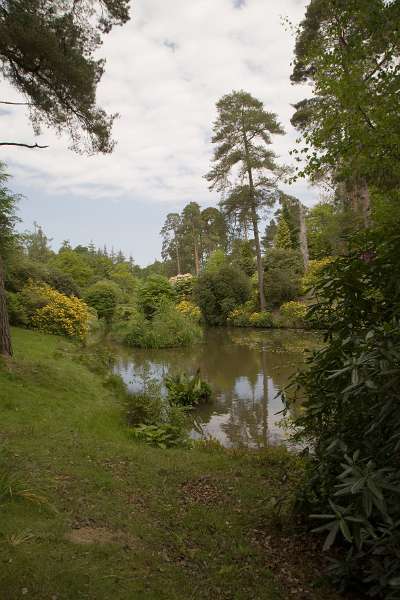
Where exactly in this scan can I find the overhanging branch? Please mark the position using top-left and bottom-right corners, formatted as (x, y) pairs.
(0, 142), (48, 149)
(0, 100), (31, 106)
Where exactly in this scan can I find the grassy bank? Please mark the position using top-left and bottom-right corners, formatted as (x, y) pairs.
(0, 328), (348, 600)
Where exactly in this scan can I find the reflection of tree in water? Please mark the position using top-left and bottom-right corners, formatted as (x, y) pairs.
(113, 329), (318, 447)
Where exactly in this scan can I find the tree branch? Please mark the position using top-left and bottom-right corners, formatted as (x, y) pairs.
(0, 142), (48, 149)
(0, 100), (31, 106)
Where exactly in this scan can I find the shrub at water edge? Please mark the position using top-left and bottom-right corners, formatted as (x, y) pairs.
(227, 303), (273, 328)
(194, 264), (251, 325)
(84, 280), (121, 323)
(123, 301), (202, 349)
(287, 227), (400, 597)
(279, 301), (307, 328)
(137, 274), (176, 319)
(165, 370), (211, 406)
(124, 380), (191, 449)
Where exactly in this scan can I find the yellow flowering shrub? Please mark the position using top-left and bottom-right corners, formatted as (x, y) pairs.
(301, 257), (333, 293)
(176, 300), (201, 321)
(228, 305), (272, 328)
(248, 311), (273, 328)
(30, 284), (90, 340)
(279, 301), (307, 326)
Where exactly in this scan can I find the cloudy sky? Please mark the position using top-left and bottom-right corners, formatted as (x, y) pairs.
(1, 0), (318, 266)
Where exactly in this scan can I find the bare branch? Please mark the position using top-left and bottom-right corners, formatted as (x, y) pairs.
(0, 100), (31, 106)
(0, 142), (48, 149)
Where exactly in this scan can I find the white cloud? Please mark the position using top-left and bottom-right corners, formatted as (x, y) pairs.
(1, 0), (319, 263)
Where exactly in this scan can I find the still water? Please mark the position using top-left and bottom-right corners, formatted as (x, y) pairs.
(114, 328), (320, 448)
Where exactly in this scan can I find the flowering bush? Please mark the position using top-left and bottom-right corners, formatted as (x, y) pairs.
(227, 306), (250, 327)
(279, 301), (307, 327)
(176, 300), (201, 321)
(30, 284), (91, 340)
(248, 311), (273, 328)
(228, 304), (273, 328)
(169, 273), (194, 300)
(301, 257), (333, 294)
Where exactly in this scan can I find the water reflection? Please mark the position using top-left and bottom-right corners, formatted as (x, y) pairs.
(113, 328), (320, 448)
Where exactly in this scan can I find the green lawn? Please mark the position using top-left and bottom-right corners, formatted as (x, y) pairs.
(0, 328), (344, 600)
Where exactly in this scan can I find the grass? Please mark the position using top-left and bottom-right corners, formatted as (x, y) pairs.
(0, 328), (350, 600)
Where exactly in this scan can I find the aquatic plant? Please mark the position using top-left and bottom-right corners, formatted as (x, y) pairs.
(165, 370), (212, 407)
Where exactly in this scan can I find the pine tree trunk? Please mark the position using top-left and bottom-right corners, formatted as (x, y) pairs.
(242, 126), (266, 311)
(299, 203), (309, 270)
(250, 203), (266, 311)
(193, 238), (200, 276)
(176, 243), (181, 275)
(0, 255), (12, 357)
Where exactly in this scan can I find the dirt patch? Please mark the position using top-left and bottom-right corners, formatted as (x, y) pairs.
(181, 476), (227, 506)
(66, 527), (134, 547)
(252, 528), (364, 600)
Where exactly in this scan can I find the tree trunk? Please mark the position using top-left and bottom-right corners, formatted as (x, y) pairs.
(359, 178), (370, 228)
(175, 243), (181, 275)
(347, 178), (370, 228)
(194, 239), (200, 276)
(0, 255), (12, 357)
(250, 202), (266, 311)
(299, 203), (309, 270)
(242, 126), (266, 311)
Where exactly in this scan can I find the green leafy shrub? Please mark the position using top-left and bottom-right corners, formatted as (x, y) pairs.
(165, 370), (211, 406)
(287, 226), (400, 597)
(301, 257), (333, 294)
(125, 381), (191, 449)
(114, 304), (139, 322)
(49, 249), (94, 288)
(129, 419), (190, 449)
(123, 301), (202, 349)
(84, 280), (120, 323)
(194, 264), (251, 325)
(110, 264), (137, 299)
(125, 385), (164, 428)
(279, 301), (307, 328)
(6, 291), (28, 326)
(204, 249), (228, 273)
(137, 274), (176, 319)
(18, 280), (49, 316)
(264, 248), (304, 307)
(45, 267), (81, 297)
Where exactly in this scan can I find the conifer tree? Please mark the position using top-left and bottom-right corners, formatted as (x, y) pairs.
(206, 90), (284, 311)
(274, 216), (292, 250)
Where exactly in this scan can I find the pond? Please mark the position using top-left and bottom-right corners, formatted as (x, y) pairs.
(113, 328), (320, 448)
